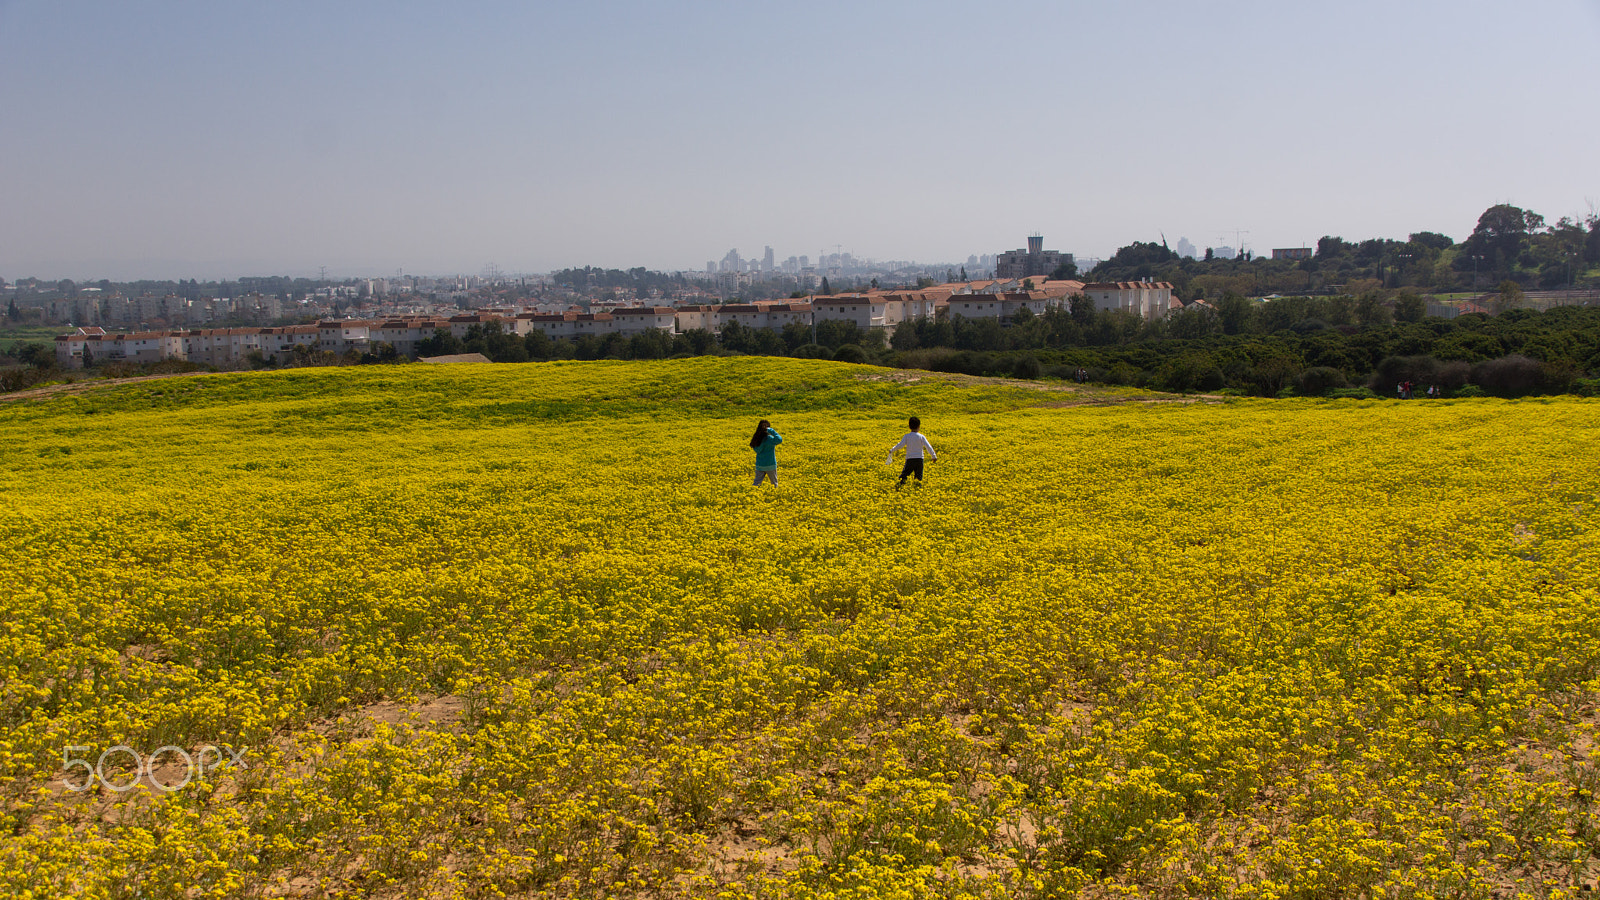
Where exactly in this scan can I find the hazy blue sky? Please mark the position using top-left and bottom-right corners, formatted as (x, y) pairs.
(2, 0), (1597, 280)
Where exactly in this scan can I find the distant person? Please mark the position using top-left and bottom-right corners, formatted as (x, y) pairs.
(750, 419), (782, 486)
(886, 416), (938, 489)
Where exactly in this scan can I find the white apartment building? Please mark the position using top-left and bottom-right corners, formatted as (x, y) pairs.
(375, 319), (452, 357)
(947, 293), (1006, 320)
(811, 296), (886, 329)
(878, 291), (949, 326)
(1082, 282), (1179, 319)
(610, 307), (677, 336)
(673, 306), (719, 333)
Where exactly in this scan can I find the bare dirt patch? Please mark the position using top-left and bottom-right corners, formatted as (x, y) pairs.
(357, 694), (467, 730)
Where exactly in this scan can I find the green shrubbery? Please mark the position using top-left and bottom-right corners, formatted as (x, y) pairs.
(1295, 366), (1348, 397)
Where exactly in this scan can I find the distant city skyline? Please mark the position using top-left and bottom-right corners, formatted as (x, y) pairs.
(2, 1), (1597, 281)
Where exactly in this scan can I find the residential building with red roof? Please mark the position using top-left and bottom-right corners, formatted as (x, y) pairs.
(1082, 282), (1177, 319)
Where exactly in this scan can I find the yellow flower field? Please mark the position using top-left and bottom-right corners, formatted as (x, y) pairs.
(1, 357), (1597, 898)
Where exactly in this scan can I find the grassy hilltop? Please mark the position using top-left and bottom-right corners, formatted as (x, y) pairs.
(2, 358), (1598, 898)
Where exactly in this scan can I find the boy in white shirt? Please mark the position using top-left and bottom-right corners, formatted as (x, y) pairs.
(886, 416), (938, 489)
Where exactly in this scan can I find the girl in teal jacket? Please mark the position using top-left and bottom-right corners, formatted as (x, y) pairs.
(749, 419), (783, 485)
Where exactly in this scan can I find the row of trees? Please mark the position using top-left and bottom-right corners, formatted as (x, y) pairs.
(1085, 204), (1600, 298)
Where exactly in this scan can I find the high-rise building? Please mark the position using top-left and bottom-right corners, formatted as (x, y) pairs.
(763, 246), (775, 272)
(995, 235), (1072, 279)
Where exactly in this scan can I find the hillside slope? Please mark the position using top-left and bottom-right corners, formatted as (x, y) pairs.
(2, 358), (1597, 898)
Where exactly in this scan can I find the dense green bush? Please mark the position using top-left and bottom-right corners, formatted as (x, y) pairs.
(1011, 355), (1041, 379)
(1295, 366), (1348, 397)
(1155, 351), (1225, 393)
(1472, 355), (1544, 397)
(1369, 355), (1440, 393)
(832, 344), (868, 365)
(790, 343), (833, 360)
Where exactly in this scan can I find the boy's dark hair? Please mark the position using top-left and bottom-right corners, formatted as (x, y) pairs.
(750, 419), (770, 450)
(909, 416), (920, 431)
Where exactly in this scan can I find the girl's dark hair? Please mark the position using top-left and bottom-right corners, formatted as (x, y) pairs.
(749, 419), (770, 450)
(909, 416), (921, 431)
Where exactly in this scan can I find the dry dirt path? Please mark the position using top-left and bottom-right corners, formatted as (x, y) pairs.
(0, 371), (224, 403)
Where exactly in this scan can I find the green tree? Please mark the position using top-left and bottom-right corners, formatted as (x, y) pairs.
(833, 344), (867, 364)
(750, 328), (786, 355)
(1215, 293), (1252, 335)
(524, 328), (554, 360)
(359, 342), (399, 364)
(16, 342), (54, 368)
(718, 320), (753, 353)
(627, 328), (673, 360)
(416, 328), (463, 357)
(675, 329), (716, 355)
(1495, 280), (1526, 314)
(1167, 304), (1220, 340)
(780, 321), (813, 351)
(5, 299), (18, 321)
(1050, 260), (1079, 279)
(1529, 217), (1588, 287)
(1408, 231), (1454, 252)
(819, 277), (832, 296)
(1393, 292), (1425, 323)
(1087, 240), (1179, 282)
(1457, 203), (1543, 279)
(890, 319), (919, 351)
(814, 319), (863, 350)
(1069, 293), (1095, 326)
(1355, 291), (1392, 327)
